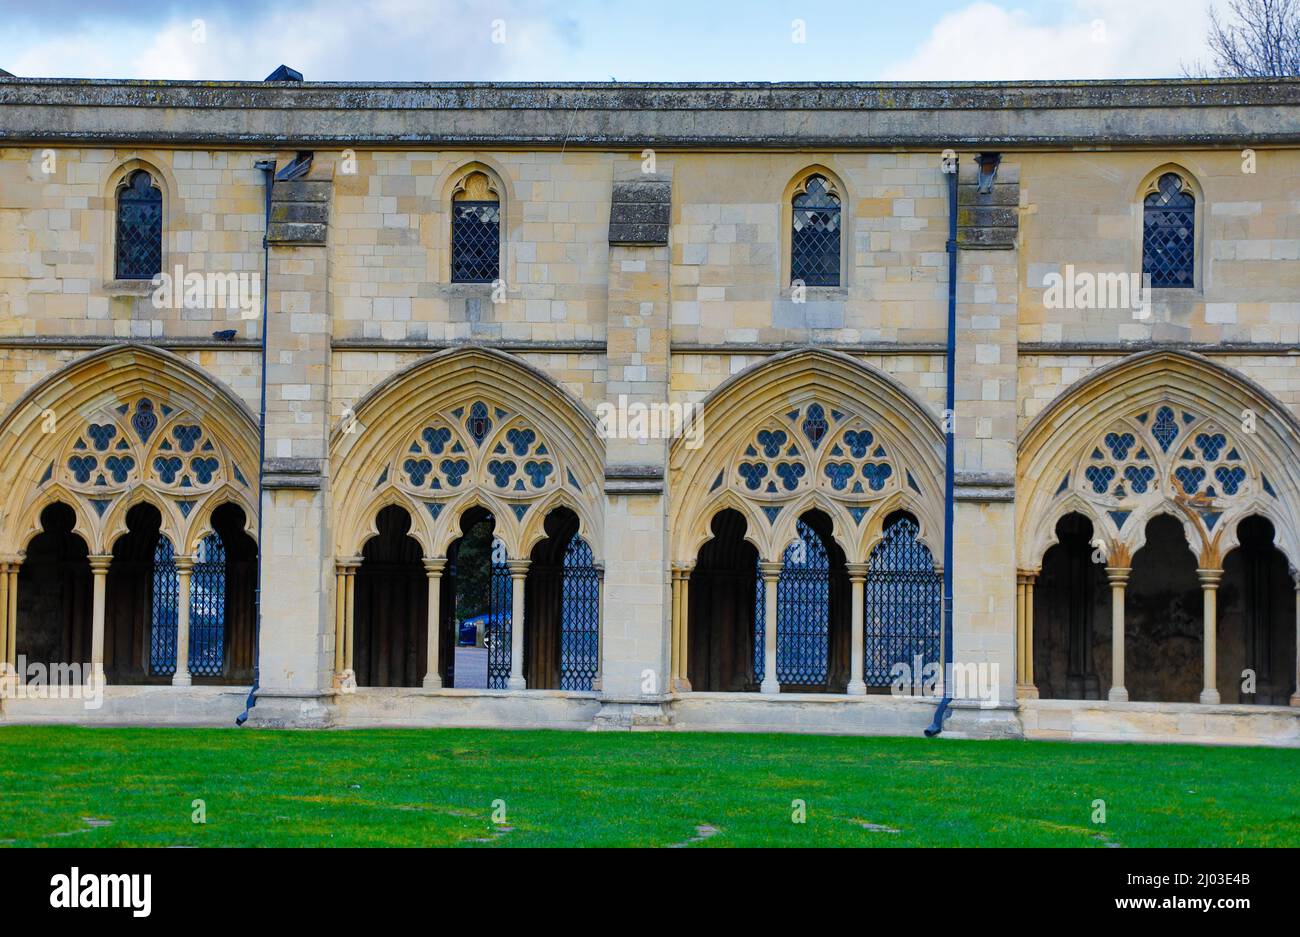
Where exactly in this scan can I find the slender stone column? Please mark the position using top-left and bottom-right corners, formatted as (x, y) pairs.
(1198, 568), (1223, 704)
(1291, 571), (1300, 707)
(4, 561), (16, 677)
(0, 562), (10, 676)
(507, 559), (530, 690)
(1024, 573), (1037, 696)
(1015, 574), (1026, 684)
(670, 566), (683, 689)
(676, 568), (690, 691)
(423, 558), (446, 689)
(89, 555), (112, 683)
(1016, 571), (1040, 698)
(1105, 567), (1130, 702)
(342, 559), (360, 682)
(759, 561), (782, 695)
(846, 563), (869, 695)
(172, 556), (193, 687)
(333, 562), (346, 687)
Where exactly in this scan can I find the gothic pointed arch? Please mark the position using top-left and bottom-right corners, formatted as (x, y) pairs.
(331, 346), (605, 563)
(669, 347), (945, 566)
(0, 344), (260, 556)
(1018, 350), (1300, 573)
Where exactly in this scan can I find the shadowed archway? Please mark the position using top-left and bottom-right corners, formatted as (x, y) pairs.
(15, 503), (92, 673)
(688, 510), (759, 692)
(353, 505), (427, 688)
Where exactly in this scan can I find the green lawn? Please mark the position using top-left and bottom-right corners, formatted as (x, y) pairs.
(0, 726), (1297, 847)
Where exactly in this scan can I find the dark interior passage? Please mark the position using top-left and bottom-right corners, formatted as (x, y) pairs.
(16, 503), (92, 671)
(1218, 516), (1295, 705)
(688, 510), (759, 691)
(353, 505), (427, 688)
(1033, 513), (1111, 700)
(1125, 514), (1203, 703)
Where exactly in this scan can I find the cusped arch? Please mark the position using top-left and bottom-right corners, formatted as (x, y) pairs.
(1018, 350), (1300, 572)
(181, 487), (259, 556)
(0, 344), (260, 555)
(332, 346), (605, 564)
(100, 485), (181, 555)
(14, 486), (96, 556)
(519, 486), (601, 562)
(670, 347), (945, 566)
(433, 490), (518, 559)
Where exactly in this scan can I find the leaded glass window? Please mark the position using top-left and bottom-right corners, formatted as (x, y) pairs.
(1143, 173), (1195, 289)
(451, 172), (500, 283)
(149, 536), (179, 676)
(791, 174), (841, 287)
(115, 169), (162, 280)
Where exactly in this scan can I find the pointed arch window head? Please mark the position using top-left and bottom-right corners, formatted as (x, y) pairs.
(115, 169), (163, 281)
(791, 174), (841, 287)
(1143, 172), (1195, 289)
(451, 171), (501, 283)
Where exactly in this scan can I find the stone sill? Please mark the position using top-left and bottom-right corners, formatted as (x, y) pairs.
(331, 687), (600, 701)
(1021, 697), (1299, 715)
(102, 279), (155, 297)
(678, 690), (938, 705)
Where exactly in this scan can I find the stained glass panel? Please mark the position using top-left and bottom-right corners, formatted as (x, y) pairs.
(1143, 173), (1194, 289)
(116, 170), (162, 280)
(791, 175), (841, 287)
(452, 201), (501, 283)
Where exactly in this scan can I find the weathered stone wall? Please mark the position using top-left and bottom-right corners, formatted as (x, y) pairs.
(1, 77), (1298, 739)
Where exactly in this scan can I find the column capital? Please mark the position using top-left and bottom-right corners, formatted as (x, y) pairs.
(1104, 566), (1131, 587)
(1016, 569), (1039, 585)
(845, 562), (870, 580)
(1197, 568), (1224, 588)
(88, 554), (113, 573)
(506, 558), (531, 577)
(337, 556), (362, 573)
(671, 562), (695, 577)
(174, 555), (195, 573)
(423, 557), (447, 576)
(758, 560), (783, 581)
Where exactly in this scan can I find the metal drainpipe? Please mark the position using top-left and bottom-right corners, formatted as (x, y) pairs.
(236, 157), (277, 726)
(926, 155), (959, 738)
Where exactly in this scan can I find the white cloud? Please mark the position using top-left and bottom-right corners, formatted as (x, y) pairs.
(885, 0), (1227, 81)
(3, 0), (582, 81)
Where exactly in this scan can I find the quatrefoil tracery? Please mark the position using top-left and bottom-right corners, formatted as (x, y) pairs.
(393, 400), (562, 502)
(724, 403), (910, 531)
(1063, 404), (1271, 541)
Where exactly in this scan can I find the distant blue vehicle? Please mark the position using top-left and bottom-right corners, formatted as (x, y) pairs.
(458, 612), (511, 647)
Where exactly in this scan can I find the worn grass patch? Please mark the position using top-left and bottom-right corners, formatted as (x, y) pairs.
(0, 726), (1296, 847)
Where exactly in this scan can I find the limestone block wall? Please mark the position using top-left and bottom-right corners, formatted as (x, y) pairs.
(1017, 150), (1300, 347)
(0, 147), (271, 340)
(327, 150), (616, 345)
(668, 153), (949, 348)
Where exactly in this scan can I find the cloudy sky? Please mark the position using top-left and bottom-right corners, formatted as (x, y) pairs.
(0, 0), (1229, 82)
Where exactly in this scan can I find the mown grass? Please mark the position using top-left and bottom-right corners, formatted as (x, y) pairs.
(0, 726), (1296, 847)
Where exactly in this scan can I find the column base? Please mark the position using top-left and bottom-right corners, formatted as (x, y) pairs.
(671, 677), (693, 693)
(759, 679), (780, 695)
(1199, 688), (1221, 705)
(846, 680), (867, 696)
(507, 675), (526, 691)
(171, 673), (192, 687)
(1291, 693), (1300, 708)
(422, 674), (443, 690)
(1107, 686), (1129, 702)
(1015, 684), (1040, 700)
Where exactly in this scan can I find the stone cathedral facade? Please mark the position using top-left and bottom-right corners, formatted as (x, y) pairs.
(0, 76), (1298, 745)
